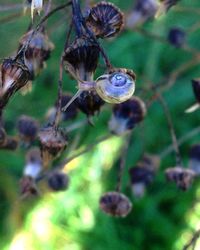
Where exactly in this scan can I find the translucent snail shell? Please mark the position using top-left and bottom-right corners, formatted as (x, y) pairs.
(95, 69), (136, 104)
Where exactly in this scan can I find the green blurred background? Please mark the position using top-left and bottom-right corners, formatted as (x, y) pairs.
(1, 0), (200, 249)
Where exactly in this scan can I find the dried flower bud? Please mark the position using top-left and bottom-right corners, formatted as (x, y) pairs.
(24, 148), (42, 179)
(38, 126), (68, 167)
(0, 58), (30, 109)
(99, 191), (132, 217)
(109, 96), (146, 135)
(189, 144), (200, 175)
(20, 176), (39, 198)
(17, 115), (39, 143)
(168, 28), (186, 48)
(75, 90), (104, 117)
(46, 93), (78, 123)
(63, 37), (99, 81)
(129, 166), (154, 198)
(165, 166), (195, 191)
(47, 171), (69, 191)
(86, 1), (124, 38)
(126, 0), (158, 28)
(19, 29), (54, 80)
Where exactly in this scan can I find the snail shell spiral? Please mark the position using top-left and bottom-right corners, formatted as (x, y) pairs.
(95, 70), (135, 104)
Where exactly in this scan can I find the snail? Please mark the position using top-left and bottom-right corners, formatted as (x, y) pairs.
(62, 68), (136, 111)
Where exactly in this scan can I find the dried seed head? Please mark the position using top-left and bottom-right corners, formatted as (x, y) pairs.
(17, 115), (39, 143)
(129, 166), (155, 186)
(46, 93), (78, 123)
(86, 1), (124, 38)
(24, 148), (42, 179)
(126, 0), (158, 28)
(96, 68), (136, 104)
(189, 144), (200, 175)
(38, 126), (67, 166)
(109, 96), (146, 135)
(168, 28), (186, 48)
(99, 191), (132, 217)
(63, 37), (99, 81)
(76, 90), (104, 117)
(19, 29), (54, 80)
(20, 176), (39, 198)
(47, 171), (69, 191)
(0, 58), (30, 108)
(165, 166), (195, 191)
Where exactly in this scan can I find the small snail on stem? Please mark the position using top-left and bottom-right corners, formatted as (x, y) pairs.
(62, 68), (136, 111)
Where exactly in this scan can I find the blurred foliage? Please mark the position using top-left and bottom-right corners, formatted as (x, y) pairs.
(1, 0), (200, 250)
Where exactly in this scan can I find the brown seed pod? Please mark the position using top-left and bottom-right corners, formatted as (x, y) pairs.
(38, 126), (68, 167)
(75, 90), (105, 117)
(19, 29), (54, 80)
(86, 1), (124, 38)
(17, 115), (39, 143)
(165, 166), (195, 191)
(20, 176), (39, 198)
(63, 36), (99, 81)
(99, 191), (132, 217)
(0, 58), (30, 109)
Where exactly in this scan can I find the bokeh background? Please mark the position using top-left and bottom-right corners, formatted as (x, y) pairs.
(1, 0), (200, 249)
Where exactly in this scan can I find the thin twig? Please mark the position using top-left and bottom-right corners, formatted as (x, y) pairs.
(116, 134), (131, 192)
(157, 93), (183, 166)
(183, 229), (200, 250)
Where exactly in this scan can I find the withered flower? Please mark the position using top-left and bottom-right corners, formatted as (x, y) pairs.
(86, 1), (124, 38)
(165, 166), (195, 191)
(17, 115), (39, 144)
(75, 90), (104, 118)
(189, 144), (200, 176)
(99, 191), (132, 217)
(0, 58), (30, 109)
(24, 147), (42, 179)
(19, 29), (54, 80)
(46, 93), (78, 123)
(109, 96), (146, 135)
(129, 166), (155, 198)
(47, 171), (69, 192)
(38, 126), (68, 167)
(168, 28), (186, 48)
(63, 36), (99, 82)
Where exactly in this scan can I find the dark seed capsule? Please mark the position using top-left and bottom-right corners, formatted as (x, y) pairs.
(47, 171), (69, 191)
(0, 58), (30, 108)
(99, 191), (132, 217)
(165, 166), (195, 191)
(109, 96), (146, 135)
(63, 36), (99, 80)
(129, 166), (155, 186)
(168, 28), (186, 48)
(17, 115), (39, 143)
(76, 90), (104, 117)
(86, 1), (124, 38)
